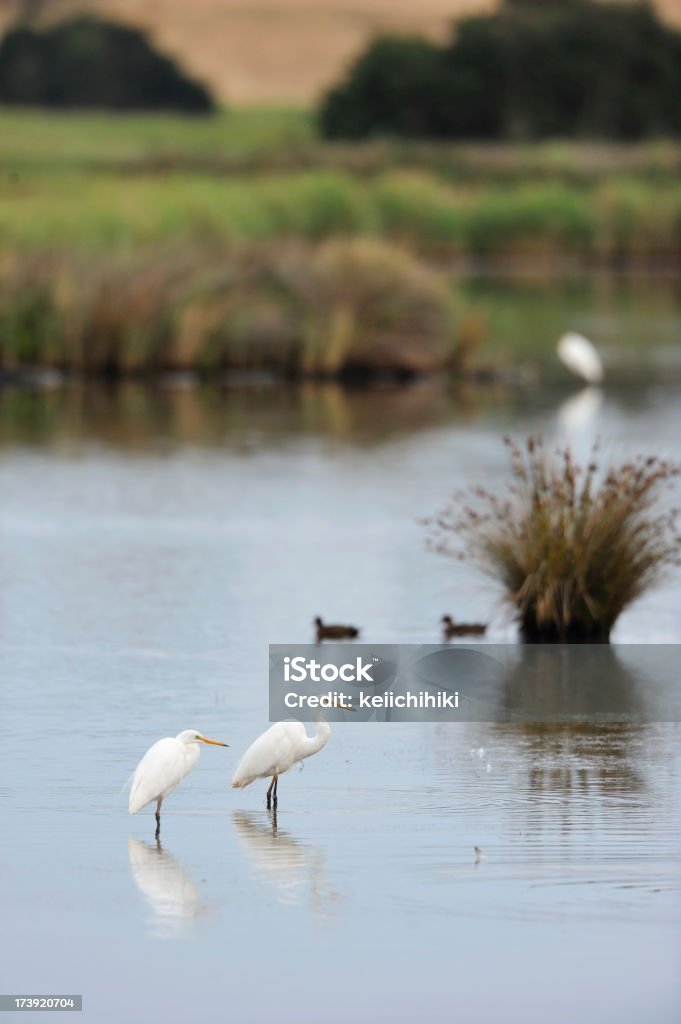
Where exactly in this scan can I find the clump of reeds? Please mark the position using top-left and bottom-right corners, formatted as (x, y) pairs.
(282, 238), (456, 376)
(0, 240), (460, 379)
(428, 437), (681, 642)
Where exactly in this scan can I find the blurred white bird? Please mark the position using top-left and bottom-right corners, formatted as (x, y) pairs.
(232, 703), (354, 807)
(557, 332), (604, 384)
(129, 729), (228, 836)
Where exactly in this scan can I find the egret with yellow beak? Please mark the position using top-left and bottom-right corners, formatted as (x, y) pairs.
(129, 730), (228, 836)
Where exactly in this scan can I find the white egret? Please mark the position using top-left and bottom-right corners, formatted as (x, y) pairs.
(129, 730), (228, 836)
(232, 703), (354, 807)
(557, 332), (604, 384)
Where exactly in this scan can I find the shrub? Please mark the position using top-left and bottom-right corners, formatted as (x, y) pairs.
(0, 17), (215, 112)
(428, 436), (681, 641)
(283, 238), (457, 375)
(320, 1), (681, 141)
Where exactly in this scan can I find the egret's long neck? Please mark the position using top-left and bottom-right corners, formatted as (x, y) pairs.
(184, 740), (201, 772)
(302, 718), (331, 759)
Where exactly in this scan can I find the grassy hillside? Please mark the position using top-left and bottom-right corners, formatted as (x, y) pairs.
(1, 0), (680, 103)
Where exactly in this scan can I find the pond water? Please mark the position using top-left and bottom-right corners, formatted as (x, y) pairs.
(1, 278), (680, 1022)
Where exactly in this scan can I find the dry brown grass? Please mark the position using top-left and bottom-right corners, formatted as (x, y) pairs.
(0, 240), (459, 378)
(428, 436), (681, 642)
(3, 0), (680, 104)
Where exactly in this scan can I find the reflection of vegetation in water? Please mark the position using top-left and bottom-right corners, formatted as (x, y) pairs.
(0, 379), (503, 450)
(501, 644), (647, 720)
(475, 646), (679, 807)
(520, 724), (646, 801)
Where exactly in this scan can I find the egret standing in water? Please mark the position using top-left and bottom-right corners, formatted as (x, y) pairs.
(129, 730), (228, 837)
(557, 332), (604, 384)
(232, 702), (354, 808)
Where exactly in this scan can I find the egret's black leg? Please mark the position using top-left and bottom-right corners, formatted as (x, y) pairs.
(273, 775), (278, 808)
(155, 798), (162, 839)
(266, 776), (276, 809)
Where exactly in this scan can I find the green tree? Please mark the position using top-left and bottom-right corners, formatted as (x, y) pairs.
(0, 16), (215, 112)
(320, 37), (443, 138)
(320, 1), (681, 140)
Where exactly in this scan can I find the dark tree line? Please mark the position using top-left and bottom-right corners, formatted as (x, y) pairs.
(320, 1), (681, 140)
(0, 16), (215, 112)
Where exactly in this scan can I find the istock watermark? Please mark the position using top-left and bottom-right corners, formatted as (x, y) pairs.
(284, 655), (375, 683)
(269, 644), (681, 724)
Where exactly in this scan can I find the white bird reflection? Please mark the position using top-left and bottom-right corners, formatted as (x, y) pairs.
(232, 810), (342, 916)
(557, 385), (603, 437)
(128, 838), (207, 938)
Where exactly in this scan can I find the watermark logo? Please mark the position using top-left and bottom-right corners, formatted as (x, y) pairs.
(270, 644), (681, 724)
(283, 655), (375, 683)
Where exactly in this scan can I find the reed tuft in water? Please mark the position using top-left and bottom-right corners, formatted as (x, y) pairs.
(428, 437), (681, 642)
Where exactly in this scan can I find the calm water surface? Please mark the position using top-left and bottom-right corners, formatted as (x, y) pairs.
(1, 288), (680, 1023)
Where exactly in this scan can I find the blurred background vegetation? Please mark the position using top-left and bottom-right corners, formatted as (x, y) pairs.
(322, 0), (681, 140)
(0, 15), (214, 111)
(1, 1), (680, 377)
(2, 0), (681, 106)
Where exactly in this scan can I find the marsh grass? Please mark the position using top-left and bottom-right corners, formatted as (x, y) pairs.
(429, 437), (681, 642)
(3, 169), (680, 264)
(2, 110), (681, 263)
(0, 240), (459, 378)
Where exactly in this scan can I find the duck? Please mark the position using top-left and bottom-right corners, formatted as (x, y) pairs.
(441, 615), (487, 638)
(314, 616), (359, 641)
